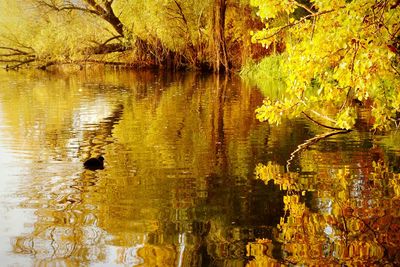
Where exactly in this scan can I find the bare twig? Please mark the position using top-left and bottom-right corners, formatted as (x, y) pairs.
(310, 17), (316, 40)
(294, 2), (315, 14)
(339, 87), (353, 112)
(0, 46), (31, 55)
(350, 41), (359, 76)
(392, 63), (400, 76)
(173, 0), (188, 26)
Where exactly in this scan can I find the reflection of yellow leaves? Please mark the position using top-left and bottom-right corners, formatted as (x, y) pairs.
(137, 244), (176, 266)
(246, 239), (282, 267)
(253, 129), (400, 265)
(348, 241), (385, 260)
(279, 195), (307, 243)
(389, 174), (400, 199)
(337, 167), (350, 190)
(255, 162), (299, 191)
(373, 161), (400, 199)
(255, 162), (283, 184)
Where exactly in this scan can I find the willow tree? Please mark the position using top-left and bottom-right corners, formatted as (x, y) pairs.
(22, 0), (145, 61)
(0, 0), (259, 71)
(0, 0), (123, 69)
(251, 0), (400, 131)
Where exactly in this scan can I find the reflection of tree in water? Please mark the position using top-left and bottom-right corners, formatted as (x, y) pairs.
(12, 169), (108, 265)
(197, 176), (284, 265)
(250, 134), (400, 266)
(125, 76), (285, 266)
(79, 102), (124, 157)
(11, 102), (126, 265)
(10, 72), (290, 266)
(7, 71), (399, 266)
(97, 74), (286, 266)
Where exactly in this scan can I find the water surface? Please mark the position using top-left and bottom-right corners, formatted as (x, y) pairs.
(0, 69), (399, 266)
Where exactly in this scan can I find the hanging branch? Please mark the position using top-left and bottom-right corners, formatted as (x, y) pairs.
(301, 111), (348, 131)
(253, 7), (344, 42)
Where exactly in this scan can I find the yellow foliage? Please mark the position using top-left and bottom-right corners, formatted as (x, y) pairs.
(251, 0), (400, 130)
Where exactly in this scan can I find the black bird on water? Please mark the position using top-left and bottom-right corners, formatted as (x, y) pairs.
(83, 156), (104, 170)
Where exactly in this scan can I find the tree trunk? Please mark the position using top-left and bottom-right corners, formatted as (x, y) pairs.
(84, 0), (124, 36)
(211, 0), (228, 72)
(101, 1), (124, 36)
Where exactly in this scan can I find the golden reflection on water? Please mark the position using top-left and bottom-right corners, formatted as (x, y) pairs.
(251, 133), (400, 266)
(0, 69), (278, 266)
(1, 69), (399, 266)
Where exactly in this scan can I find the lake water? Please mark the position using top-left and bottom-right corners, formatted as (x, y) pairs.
(0, 69), (399, 266)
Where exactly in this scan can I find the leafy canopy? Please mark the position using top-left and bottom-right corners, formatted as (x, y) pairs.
(251, 0), (400, 131)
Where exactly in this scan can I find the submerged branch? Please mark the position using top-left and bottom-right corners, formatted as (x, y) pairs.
(0, 46), (36, 69)
(35, 58), (157, 70)
(286, 129), (352, 172)
(4, 59), (36, 70)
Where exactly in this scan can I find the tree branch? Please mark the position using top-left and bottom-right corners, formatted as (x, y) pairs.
(391, 63), (400, 76)
(0, 46), (31, 55)
(294, 2), (315, 14)
(102, 35), (123, 46)
(37, 0), (99, 15)
(36, 0), (124, 36)
(254, 8), (343, 41)
(3, 59), (36, 70)
(173, 0), (188, 26)
(302, 111), (347, 131)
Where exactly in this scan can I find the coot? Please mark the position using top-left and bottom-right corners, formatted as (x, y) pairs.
(83, 156), (104, 170)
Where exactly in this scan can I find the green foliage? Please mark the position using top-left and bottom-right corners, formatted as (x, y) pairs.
(250, 0), (400, 131)
(379, 131), (400, 152)
(240, 54), (286, 98)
